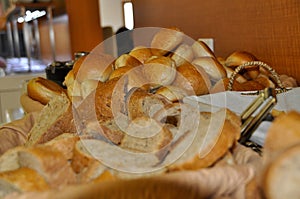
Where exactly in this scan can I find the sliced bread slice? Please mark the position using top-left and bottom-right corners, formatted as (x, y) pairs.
(25, 93), (77, 146)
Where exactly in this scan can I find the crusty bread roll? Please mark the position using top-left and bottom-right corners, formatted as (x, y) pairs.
(225, 51), (257, 68)
(129, 46), (153, 63)
(113, 54), (143, 70)
(192, 40), (216, 58)
(223, 66), (247, 83)
(210, 78), (231, 93)
(150, 27), (184, 56)
(225, 51), (259, 80)
(254, 74), (275, 88)
(73, 53), (114, 83)
(172, 62), (211, 96)
(171, 44), (194, 66)
(192, 57), (227, 82)
(0, 167), (49, 198)
(143, 56), (177, 86)
(279, 74), (298, 88)
(108, 66), (135, 80)
(27, 77), (66, 105)
(155, 85), (188, 102)
(210, 77), (266, 93)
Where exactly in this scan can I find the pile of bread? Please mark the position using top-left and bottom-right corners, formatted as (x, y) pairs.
(0, 27), (299, 199)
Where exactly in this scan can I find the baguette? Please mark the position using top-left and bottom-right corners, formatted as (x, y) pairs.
(26, 77), (66, 105)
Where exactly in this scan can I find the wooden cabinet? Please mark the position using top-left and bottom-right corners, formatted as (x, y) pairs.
(65, 0), (103, 57)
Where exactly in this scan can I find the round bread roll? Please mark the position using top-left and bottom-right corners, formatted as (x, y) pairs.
(254, 74), (275, 88)
(129, 46), (153, 64)
(113, 54), (143, 70)
(210, 77), (266, 93)
(225, 51), (257, 68)
(150, 27), (184, 56)
(155, 85), (188, 102)
(192, 57), (227, 82)
(192, 40), (216, 58)
(109, 66), (135, 80)
(73, 53), (114, 83)
(171, 44), (194, 67)
(143, 56), (177, 86)
(172, 62), (211, 96)
(210, 78), (231, 93)
(27, 77), (66, 105)
(225, 51), (259, 80)
(223, 66), (247, 83)
(279, 74), (298, 88)
(20, 93), (44, 113)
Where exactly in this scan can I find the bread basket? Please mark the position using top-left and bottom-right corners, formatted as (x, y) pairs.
(227, 61), (288, 94)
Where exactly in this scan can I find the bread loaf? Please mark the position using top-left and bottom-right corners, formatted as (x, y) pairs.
(25, 93), (76, 146)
